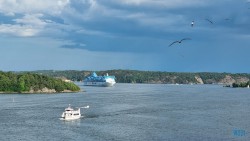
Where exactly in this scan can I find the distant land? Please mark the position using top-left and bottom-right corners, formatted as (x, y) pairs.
(0, 71), (80, 94)
(25, 70), (250, 86)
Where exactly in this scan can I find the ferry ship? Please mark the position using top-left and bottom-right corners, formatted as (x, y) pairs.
(83, 72), (116, 87)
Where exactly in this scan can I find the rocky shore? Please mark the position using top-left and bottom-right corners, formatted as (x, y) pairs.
(0, 87), (81, 94)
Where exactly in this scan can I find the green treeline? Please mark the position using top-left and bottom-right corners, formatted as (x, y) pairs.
(232, 81), (250, 88)
(0, 71), (80, 93)
(30, 70), (250, 84)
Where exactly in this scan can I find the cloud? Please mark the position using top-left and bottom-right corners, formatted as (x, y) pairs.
(101, 0), (212, 9)
(55, 0), (249, 53)
(76, 28), (111, 36)
(0, 14), (47, 37)
(0, 24), (39, 37)
(0, 0), (70, 37)
(0, 0), (69, 16)
(0, 0), (249, 51)
(60, 0), (189, 38)
(61, 43), (86, 49)
(0, 0), (196, 38)
(14, 14), (46, 26)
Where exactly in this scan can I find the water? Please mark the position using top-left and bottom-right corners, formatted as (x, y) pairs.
(0, 83), (249, 141)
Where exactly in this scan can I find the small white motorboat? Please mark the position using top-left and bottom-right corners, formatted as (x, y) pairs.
(61, 104), (89, 120)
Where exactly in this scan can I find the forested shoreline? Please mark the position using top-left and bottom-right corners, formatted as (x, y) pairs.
(29, 70), (250, 86)
(0, 71), (80, 93)
(1, 70), (249, 92)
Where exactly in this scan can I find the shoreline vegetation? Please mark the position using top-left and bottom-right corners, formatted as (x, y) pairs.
(29, 70), (250, 87)
(0, 71), (80, 94)
(232, 81), (250, 88)
(1, 70), (250, 94)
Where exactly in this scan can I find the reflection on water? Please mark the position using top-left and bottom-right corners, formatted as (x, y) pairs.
(0, 83), (250, 141)
(61, 118), (81, 126)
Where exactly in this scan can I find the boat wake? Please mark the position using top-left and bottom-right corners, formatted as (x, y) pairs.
(77, 105), (89, 109)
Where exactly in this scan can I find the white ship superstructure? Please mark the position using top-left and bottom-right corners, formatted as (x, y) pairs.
(83, 72), (116, 87)
(61, 104), (81, 120)
(61, 104), (89, 120)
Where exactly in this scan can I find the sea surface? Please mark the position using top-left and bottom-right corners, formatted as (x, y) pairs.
(0, 83), (249, 141)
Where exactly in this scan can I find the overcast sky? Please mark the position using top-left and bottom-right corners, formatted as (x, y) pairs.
(0, 0), (250, 73)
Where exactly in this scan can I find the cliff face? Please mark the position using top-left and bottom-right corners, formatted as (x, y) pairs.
(218, 75), (249, 85)
(218, 75), (235, 84)
(24, 87), (78, 94)
(150, 75), (249, 85)
(195, 76), (204, 84)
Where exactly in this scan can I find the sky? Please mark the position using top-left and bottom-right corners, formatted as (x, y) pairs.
(0, 0), (250, 73)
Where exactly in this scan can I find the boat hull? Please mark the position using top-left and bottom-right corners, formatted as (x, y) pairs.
(63, 116), (81, 120)
(83, 72), (116, 87)
(61, 113), (81, 120)
(83, 81), (116, 87)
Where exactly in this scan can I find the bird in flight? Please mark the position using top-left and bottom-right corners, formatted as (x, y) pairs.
(205, 19), (214, 24)
(191, 21), (195, 27)
(169, 38), (191, 47)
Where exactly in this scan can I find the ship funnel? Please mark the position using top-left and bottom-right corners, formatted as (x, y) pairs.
(92, 72), (97, 77)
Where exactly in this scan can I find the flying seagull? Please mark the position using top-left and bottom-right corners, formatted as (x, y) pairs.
(191, 21), (194, 27)
(169, 38), (191, 47)
(205, 19), (214, 24)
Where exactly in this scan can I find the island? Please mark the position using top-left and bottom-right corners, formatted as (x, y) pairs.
(31, 70), (250, 85)
(0, 71), (81, 94)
